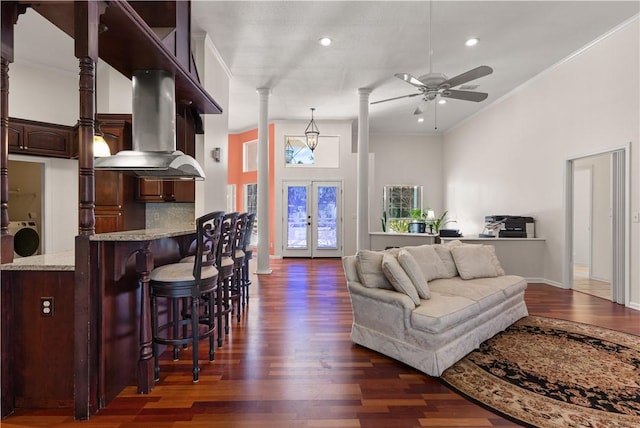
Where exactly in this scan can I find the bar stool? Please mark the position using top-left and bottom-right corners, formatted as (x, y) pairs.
(240, 212), (256, 308)
(231, 213), (248, 322)
(217, 212), (238, 344)
(149, 211), (223, 382)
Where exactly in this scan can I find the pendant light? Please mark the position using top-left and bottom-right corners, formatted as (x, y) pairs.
(304, 107), (320, 152)
(93, 64), (111, 157)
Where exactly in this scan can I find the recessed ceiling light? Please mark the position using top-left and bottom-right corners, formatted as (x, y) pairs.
(465, 38), (479, 47)
(319, 37), (332, 47)
(438, 99), (447, 105)
(417, 117), (425, 123)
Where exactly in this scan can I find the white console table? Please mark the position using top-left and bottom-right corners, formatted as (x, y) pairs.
(370, 232), (438, 251)
(440, 236), (545, 279)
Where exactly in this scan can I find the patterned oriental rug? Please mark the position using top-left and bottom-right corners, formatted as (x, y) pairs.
(440, 316), (640, 428)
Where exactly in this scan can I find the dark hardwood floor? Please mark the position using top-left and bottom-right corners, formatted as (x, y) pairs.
(4, 258), (639, 427)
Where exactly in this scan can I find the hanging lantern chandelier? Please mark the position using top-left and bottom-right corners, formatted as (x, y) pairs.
(304, 108), (320, 152)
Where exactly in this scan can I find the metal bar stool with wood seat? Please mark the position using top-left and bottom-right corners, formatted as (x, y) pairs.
(240, 212), (256, 309)
(231, 213), (248, 322)
(217, 212), (238, 345)
(149, 211), (224, 383)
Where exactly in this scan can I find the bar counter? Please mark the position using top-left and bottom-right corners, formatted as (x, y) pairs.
(0, 227), (197, 418)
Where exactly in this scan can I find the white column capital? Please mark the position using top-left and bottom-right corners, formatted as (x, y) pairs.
(256, 87), (271, 97)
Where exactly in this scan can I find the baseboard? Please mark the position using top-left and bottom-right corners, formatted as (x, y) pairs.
(525, 277), (565, 288)
(628, 302), (640, 311)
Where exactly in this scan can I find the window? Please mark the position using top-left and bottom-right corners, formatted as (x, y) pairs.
(383, 185), (423, 229)
(226, 184), (236, 213)
(244, 183), (257, 214)
(243, 140), (258, 172)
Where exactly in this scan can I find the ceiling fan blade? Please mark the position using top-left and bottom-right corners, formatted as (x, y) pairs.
(441, 89), (489, 102)
(441, 65), (493, 89)
(394, 73), (426, 88)
(371, 93), (420, 105)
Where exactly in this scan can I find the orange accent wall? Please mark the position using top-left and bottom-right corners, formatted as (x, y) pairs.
(228, 124), (275, 255)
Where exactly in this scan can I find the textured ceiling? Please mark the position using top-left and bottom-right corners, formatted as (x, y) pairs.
(13, 1), (640, 135)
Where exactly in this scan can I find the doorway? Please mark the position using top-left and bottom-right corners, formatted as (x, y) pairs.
(572, 158), (611, 300)
(282, 181), (342, 258)
(565, 146), (628, 305)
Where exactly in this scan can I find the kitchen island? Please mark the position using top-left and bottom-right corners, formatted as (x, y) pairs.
(1, 227), (197, 417)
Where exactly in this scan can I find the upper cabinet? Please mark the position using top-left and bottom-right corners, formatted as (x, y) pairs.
(8, 117), (74, 159)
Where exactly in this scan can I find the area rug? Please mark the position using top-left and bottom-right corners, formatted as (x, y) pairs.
(440, 316), (640, 428)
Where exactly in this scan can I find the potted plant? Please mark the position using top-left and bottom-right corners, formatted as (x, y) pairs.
(408, 209), (426, 233)
(427, 210), (453, 234)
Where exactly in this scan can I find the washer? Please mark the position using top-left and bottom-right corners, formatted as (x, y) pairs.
(8, 221), (40, 258)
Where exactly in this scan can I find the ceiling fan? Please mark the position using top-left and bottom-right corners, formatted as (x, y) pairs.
(371, 2), (493, 128)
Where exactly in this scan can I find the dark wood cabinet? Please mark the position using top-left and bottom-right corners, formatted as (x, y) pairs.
(8, 117), (73, 158)
(94, 114), (145, 233)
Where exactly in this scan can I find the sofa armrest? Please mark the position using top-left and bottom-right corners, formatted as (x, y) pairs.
(347, 280), (415, 310)
(346, 279), (415, 335)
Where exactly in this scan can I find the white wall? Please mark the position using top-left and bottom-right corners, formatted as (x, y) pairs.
(443, 19), (639, 306)
(369, 134), (445, 232)
(273, 120), (357, 257)
(194, 33), (231, 217)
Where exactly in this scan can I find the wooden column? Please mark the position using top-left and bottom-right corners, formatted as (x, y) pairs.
(73, 0), (100, 420)
(136, 244), (155, 394)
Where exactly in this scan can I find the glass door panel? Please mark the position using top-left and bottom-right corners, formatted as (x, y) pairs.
(283, 181), (342, 258)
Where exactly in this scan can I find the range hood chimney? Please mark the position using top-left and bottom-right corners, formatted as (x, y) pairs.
(94, 70), (205, 180)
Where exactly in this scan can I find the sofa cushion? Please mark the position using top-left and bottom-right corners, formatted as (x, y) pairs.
(356, 250), (394, 290)
(432, 240), (462, 278)
(396, 250), (431, 299)
(410, 293), (479, 334)
(401, 245), (447, 281)
(470, 275), (527, 298)
(428, 277), (505, 312)
(450, 245), (500, 279)
(381, 253), (421, 306)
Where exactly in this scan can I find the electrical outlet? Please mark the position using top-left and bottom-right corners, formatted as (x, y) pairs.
(633, 212), (640, 223)
(41, 297), (54, 317)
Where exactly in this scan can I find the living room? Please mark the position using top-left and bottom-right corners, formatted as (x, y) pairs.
(2, 1), (639, 425)
(10, 3), (639, 309)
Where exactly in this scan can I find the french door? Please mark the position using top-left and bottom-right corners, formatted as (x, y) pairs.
(282, 181), (342, 258)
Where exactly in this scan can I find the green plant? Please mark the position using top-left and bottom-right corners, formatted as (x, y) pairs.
(431, 210), (453, 233)
(388, 219), (409, 233)
(410, 209), (424, 221)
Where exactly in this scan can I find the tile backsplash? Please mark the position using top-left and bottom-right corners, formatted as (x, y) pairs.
(145, 203), (195, 229)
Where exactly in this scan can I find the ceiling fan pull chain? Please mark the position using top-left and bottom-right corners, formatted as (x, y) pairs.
(434, 98), (438, 130)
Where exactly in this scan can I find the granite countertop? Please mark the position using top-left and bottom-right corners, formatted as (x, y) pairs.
(1, 227), (197, 271)
(89, 227), (196, 241)
(0, 250), (75, 271)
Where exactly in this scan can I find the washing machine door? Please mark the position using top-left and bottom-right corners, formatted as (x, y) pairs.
(9, 221), (40, 257)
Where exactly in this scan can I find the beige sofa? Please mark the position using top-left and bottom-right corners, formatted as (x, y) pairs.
(342, 240), (528, 376)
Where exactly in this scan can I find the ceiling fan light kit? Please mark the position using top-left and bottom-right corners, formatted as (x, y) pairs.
(372, 1), (493, 129)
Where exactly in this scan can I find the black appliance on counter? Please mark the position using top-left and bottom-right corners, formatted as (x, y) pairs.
(483, 215), (535, 238)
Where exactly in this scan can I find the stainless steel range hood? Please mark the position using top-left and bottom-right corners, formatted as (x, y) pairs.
(94, 70), (205, 180)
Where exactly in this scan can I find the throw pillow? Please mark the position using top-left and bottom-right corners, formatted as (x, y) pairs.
(397, 249), (431, 299)
(381, 253), (421, 305)
(356, 250), (394, 290)
(450, 245), (499, 280)
(483, 245), (506, 276)
(402, 245), (447, 281)
(432, 240), (462, 278)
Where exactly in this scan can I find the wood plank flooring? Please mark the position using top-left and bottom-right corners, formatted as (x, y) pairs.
(3, 258), (639, 427)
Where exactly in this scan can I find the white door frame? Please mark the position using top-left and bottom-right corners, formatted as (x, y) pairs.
(564, 144), (630, 306)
